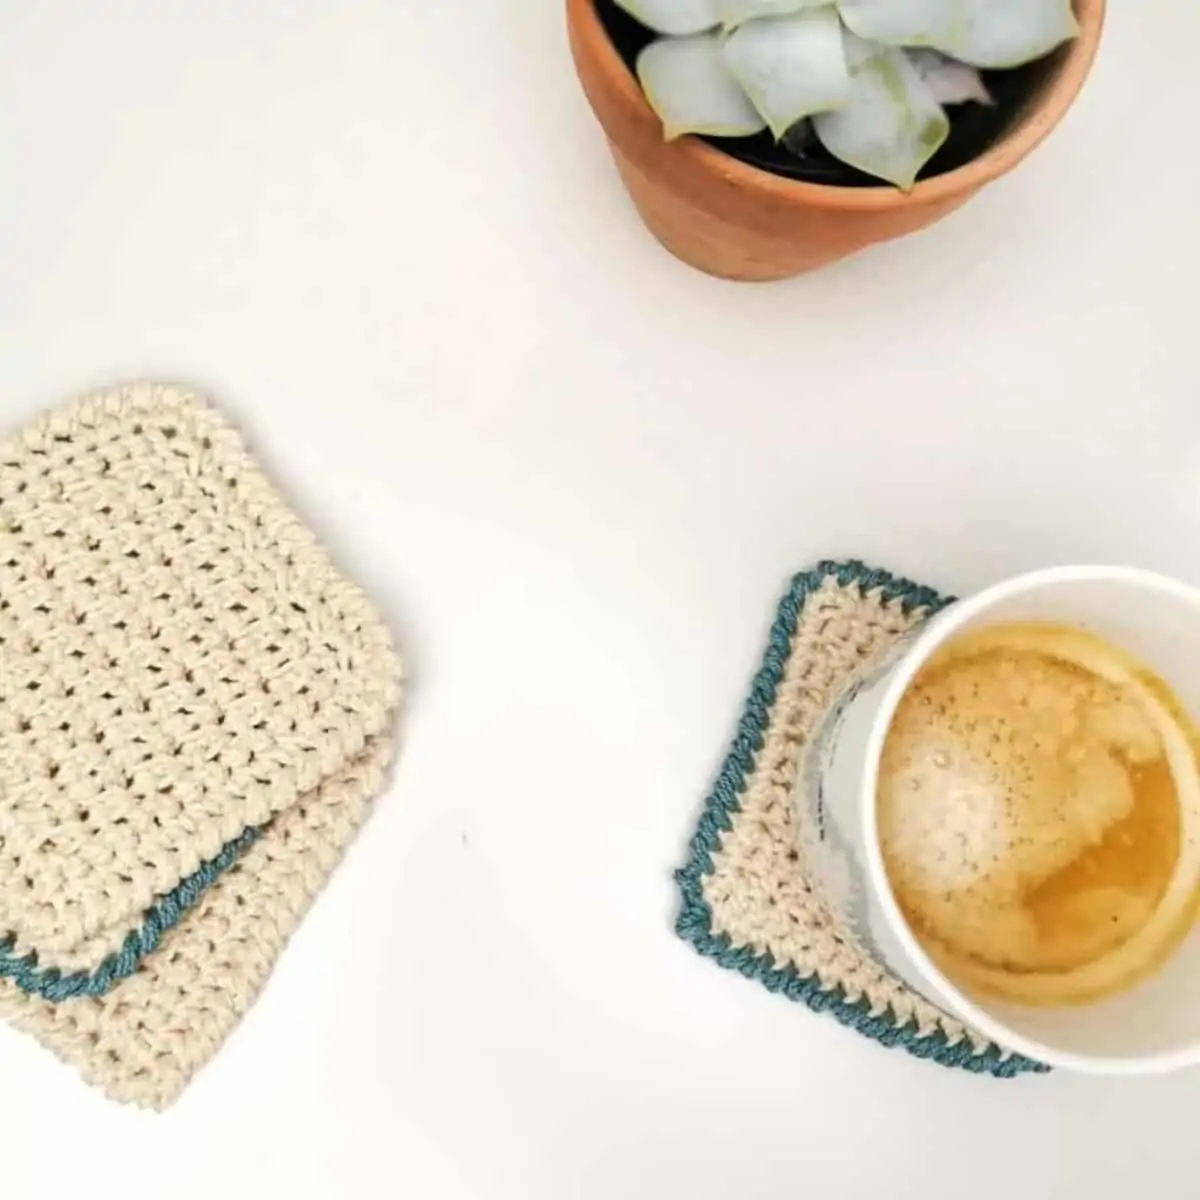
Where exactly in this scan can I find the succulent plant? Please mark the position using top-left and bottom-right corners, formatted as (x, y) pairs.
(616, 0), (1079, 188)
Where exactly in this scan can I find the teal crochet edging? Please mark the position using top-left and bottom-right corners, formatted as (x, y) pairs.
(0, 824), (261, 1002)
(673, 558), (1049, 1078)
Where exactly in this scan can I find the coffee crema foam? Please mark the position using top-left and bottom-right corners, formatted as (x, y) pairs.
(877, 622), (1200, 1007)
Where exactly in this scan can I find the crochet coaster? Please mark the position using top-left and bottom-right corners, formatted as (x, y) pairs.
(675, 560), (1047, 1077)
(0, 383), (402, 1108)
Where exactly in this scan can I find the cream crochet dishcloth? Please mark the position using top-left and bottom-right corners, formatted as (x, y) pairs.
(0, 383), (402, 1108)
(675, 561), (1045, 1076)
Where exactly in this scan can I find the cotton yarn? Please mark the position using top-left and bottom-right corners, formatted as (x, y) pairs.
(0, 383), (401, 1107)
(675, 561), (1046, 1076)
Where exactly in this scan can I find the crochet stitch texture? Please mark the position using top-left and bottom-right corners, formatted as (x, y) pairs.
(675, 560), (1046, 1077)
(0, 383), (402, 1107)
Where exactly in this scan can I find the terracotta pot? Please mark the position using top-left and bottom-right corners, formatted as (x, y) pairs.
(566, 0), (1106, 281)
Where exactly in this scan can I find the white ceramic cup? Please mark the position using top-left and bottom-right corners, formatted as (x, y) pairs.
(803, 564), (1200, 1075)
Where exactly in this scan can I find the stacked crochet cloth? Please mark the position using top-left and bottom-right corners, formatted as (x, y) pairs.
(0, 384), (402, 1108)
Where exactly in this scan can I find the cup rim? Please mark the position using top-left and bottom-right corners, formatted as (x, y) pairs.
(859, 564), (1200, 1074)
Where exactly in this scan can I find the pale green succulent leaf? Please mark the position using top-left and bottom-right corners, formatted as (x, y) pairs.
(812, 37), (950, 189)
(836, 0), (948, 48)
(906, 48), (993, 106)
(613, 0), (721, 37)
(723, 9), (851, 140)
(717, 0), (832, 31)
(637, 34), (767, 140)
(837, 0), (1079, 69)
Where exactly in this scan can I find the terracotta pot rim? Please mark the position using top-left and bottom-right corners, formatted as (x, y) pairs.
(569, 0), (1106, 212)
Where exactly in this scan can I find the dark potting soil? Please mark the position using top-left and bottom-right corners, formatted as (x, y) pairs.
(594, 0), (1062, 188)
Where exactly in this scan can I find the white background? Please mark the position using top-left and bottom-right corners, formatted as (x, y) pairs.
(0, 2), (1196, 1197)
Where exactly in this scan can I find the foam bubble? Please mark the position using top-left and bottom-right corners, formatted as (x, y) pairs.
(878, 626), (1174, 975)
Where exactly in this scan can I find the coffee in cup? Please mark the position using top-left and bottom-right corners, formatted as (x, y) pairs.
(877, 621), (1200, 1007)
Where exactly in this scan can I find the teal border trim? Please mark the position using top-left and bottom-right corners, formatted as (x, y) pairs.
(0, 824), (261, 1002)
(674, 559), (1049, 1077)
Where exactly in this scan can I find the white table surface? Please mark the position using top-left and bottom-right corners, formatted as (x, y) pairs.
(0, 3), (1196, 1198)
